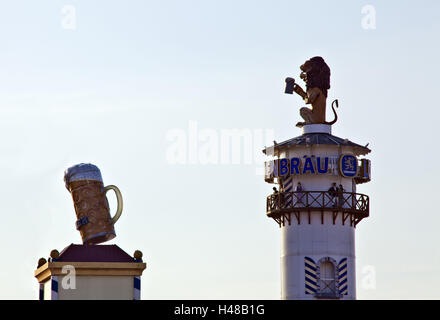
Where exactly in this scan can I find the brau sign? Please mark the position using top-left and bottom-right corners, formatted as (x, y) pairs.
(265, 154), (358, 179)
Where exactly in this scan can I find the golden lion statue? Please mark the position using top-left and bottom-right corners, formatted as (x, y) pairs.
(285, 56), (338, 127)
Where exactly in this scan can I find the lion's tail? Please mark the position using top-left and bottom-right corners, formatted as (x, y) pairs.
(325, 99), (338, 125)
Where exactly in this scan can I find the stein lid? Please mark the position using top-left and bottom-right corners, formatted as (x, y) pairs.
(64, 163), (103, 190)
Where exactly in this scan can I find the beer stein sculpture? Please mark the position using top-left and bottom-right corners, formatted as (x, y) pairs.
(64, 163), (123, 245)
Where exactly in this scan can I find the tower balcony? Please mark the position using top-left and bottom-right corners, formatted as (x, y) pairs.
(266, 191), (369, 227)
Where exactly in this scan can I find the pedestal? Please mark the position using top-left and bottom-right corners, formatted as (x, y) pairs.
(34, 244), (146, 300)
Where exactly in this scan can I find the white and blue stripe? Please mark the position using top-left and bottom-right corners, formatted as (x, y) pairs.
(282, 176), (293, 207)
(133, 276), (141, 300)
(338, 258), (348, 295)
(51, 276), (59, 300)
(39, 283), (44, 300)
(304, 257), (318, 294)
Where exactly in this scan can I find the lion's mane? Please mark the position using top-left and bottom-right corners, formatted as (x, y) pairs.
(302, 56), (331, 98)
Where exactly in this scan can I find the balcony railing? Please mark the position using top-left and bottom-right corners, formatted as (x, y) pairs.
(266, 191), (369, 224)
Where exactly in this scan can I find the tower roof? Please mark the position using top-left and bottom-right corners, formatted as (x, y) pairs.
(57, 244), (135, 263)
(263, 133), (371, 156)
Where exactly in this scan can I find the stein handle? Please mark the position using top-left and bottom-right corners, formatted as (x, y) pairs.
(104, 185), (123, 225)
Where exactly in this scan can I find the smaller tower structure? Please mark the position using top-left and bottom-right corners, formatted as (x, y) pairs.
(34, 163), (147, 300)
(35, 244), (146, 300)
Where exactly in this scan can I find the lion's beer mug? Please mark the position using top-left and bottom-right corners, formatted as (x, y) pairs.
(64, 163), (123, 245)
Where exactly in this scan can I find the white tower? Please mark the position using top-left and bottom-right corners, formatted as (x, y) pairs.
(263, 124), (371, 300)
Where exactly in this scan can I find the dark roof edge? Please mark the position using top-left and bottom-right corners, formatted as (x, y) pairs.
(262, 133), (371, 156)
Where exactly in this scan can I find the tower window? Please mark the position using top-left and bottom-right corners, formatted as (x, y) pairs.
(315, 257), (341, 299)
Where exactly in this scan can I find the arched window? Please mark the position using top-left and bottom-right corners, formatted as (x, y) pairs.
(319, 261), (336, 295)
(315, 257), (339, 298)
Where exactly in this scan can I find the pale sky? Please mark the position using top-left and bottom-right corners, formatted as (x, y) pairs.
(0, 0), (439, 299)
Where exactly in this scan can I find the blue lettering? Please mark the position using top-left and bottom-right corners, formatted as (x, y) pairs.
(316, 157), (329, 174)
(302, 157), (315, 174)
(279, 158), (289, 176)
(290, 158), (301, 175)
